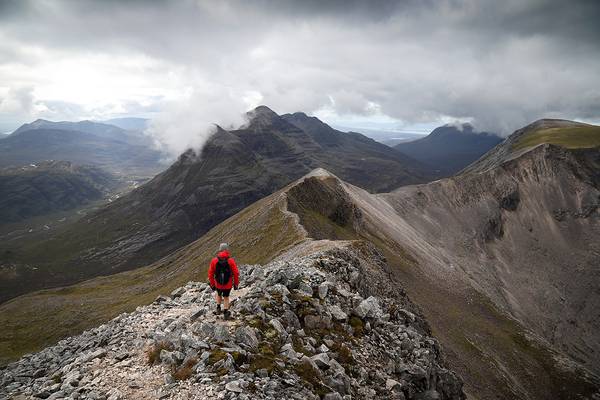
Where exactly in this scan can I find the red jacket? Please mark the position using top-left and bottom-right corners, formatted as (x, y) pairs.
(208, 250), (239, 290)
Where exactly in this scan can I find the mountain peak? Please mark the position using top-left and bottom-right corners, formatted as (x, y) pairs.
(11, 119), (52, 135)
(432, 123), (478, 136)
(244, 105), (283, 130)
(461, 118), (600, 175)
(523, 118), (590, 132)
(282, 111), (322, 123)
(301, 167), (338, 181)
(247, 105), (278, 119)
(289, 111), (310, 119)
(282, 112), (331, 129)
(280, 112), (344, 147)
(252, 104), (277, 114)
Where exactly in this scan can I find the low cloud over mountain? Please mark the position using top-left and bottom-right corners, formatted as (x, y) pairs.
(1, 0), (599, 140)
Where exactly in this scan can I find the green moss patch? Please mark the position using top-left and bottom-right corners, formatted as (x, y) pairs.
(292, 336), (312, 357)
(249, 341), (280, 373)
(331, 342), (354, 364)
(172, 357), (198, 381)
(231, 351), (247, 366)
(513, 126), (600, 151)
(247, 317), (269, 331)
(294, 361), (328, 396)
(348, 316), (364, 337)
(207, 348), (228, 365)
(145, 340), (174, 365)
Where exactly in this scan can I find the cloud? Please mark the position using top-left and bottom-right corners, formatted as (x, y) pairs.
(0, 0), (599, 139)
(145, 84), (258, 158)
(0, 86), (35, 115)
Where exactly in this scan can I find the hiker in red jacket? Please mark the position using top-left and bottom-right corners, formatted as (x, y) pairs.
(208, 243), (240, 320)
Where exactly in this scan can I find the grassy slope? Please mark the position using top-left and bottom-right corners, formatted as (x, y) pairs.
(513, 125), (600, 151)
(0, 189), (306, 365)
(0, 205), (154, 304)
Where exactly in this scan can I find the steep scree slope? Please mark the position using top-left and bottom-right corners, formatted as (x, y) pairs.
(381, 144), (600, 373)
(278, 157), (600, 398)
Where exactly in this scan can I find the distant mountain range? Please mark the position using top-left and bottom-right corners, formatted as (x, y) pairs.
(331, 125), (426, 147)
(394, 123), (503, 176)
(0, 106), (432, 302)
(0, 119), (165, 176)
(101, 117), (150, 131)
(0, 161), (120, 224)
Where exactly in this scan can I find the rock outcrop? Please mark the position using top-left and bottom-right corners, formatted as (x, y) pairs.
(0, 245), (464, 400)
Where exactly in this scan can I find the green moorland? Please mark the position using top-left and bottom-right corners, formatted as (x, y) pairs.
(513, 125), (600, 151)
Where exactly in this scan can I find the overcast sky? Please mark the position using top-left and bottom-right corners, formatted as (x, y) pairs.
(1, 0), (599, 154)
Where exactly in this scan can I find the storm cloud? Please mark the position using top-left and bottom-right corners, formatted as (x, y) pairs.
(1, 0), (599, 147)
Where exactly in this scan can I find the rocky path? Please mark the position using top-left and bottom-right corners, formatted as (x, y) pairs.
(77, 287), (252, 400)
(1, 246), (465, 400)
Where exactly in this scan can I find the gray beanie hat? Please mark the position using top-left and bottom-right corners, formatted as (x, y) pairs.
(219, 242), (229, 252)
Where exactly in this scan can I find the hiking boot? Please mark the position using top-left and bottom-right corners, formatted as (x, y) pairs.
(223, 310), (231, 320)
(213, 304), (222, 315)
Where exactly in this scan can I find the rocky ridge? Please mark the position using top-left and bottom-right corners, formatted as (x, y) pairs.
(0, 245), (464, 399)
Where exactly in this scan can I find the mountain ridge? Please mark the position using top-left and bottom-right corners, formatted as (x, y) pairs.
(0, 106), (432, 303)
(462, 118), (600, 174)
(0, 243), (465, 400)
(2, 150), (599, 398)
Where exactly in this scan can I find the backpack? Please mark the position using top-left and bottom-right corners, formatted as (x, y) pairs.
(215, 257), (232, 286)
